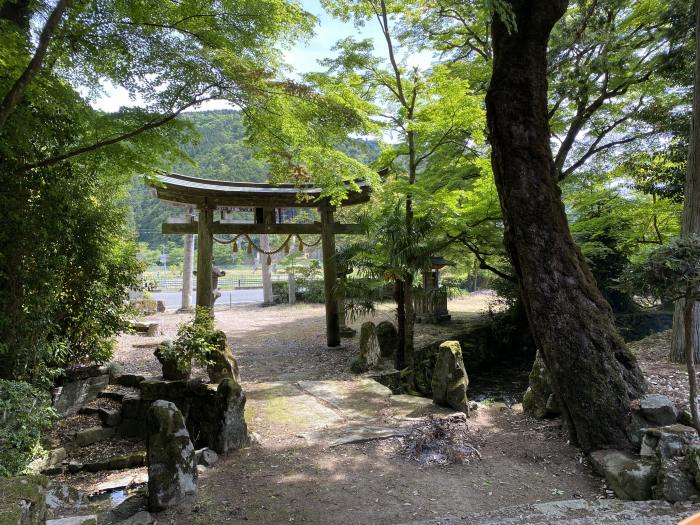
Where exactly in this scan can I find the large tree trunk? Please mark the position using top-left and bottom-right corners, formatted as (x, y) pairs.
(485, 0), (645, 452)
(670, 0), (700, 364)
(684, 294), (700, 431)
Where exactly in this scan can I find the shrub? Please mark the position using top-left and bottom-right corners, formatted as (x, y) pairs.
(0, 380), (56, 477)
(272, 281), (289, 303)
(158, 307), (218, 373)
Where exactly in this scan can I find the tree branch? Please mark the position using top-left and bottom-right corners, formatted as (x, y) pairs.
(0, 0), (71, 130)
(456, 238), (515, 282)
(18, 95), (213, 172)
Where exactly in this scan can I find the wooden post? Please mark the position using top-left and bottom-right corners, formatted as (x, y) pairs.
(261, 208), (275, 306)
(287, 272), (296, 304)
(196, 206), (214, 309)
(179, 208), (194, 313)
(321, 206), (340, 347)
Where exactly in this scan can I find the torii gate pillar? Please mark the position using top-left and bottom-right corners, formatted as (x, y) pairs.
(196, 206), (214, 309)
(321, 205), (340, 347)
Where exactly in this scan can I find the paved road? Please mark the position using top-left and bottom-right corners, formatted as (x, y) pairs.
(152, 288), (263, 309)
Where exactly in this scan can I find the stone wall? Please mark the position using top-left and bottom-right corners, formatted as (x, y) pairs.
(119, 376), (249, 455)
(414, 318), (528, 397)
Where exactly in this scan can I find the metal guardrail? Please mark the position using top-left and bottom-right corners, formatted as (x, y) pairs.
(156, 275), (288, 290)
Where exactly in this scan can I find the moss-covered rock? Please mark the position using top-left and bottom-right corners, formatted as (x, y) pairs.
(413, 320), (497, 398)
(146, 400), (197, 511)
(0, 475), (47, 525)
(139, 379), (189, 401)
(686, 445), (700, 489)
(211, 378), (249, 453)
(52, 374), (110, 417)
(589, 450), (657, 500)
(206, 331), (240, 383)
(642, 425), (700, 502)
(154, 344), (191, 381)
(352, 322), (381, 374)
(522, 350), (560, 419)
(431, 341), (469, 413)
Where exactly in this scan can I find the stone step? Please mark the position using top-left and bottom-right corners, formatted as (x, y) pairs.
(127, 320), (160, 337)
(98, 384), (140, 402)
(43, 451), (146, 477)
(113, 373), (148, 387)
(399, 499), (699, 525)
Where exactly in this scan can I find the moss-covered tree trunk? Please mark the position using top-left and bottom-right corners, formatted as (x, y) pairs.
(684, 292), (700, 431)
(485, 0), (645, 452)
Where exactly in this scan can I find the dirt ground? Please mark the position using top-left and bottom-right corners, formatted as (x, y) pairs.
(108, 293), (620, 525)
(631, 330), (698, 415)
(100, 294), (700, 524)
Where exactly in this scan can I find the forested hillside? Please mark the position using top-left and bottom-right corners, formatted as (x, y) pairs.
(130, 109), (378, 248)
(129, 110), (266, 247)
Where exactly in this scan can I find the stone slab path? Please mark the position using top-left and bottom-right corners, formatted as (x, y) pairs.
(245, 378), (456, 448)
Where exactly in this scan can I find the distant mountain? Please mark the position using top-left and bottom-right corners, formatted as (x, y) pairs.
(174, 109), (268, 182)
(130, 109), (379, 248)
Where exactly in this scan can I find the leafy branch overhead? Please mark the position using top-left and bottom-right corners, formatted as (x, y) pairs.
(0, 0), (316, 172)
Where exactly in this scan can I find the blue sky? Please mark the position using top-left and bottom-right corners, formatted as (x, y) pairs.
(91, 0), (431, 112)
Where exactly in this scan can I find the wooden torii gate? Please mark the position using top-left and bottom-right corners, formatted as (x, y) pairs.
(150, 172), (370, 347)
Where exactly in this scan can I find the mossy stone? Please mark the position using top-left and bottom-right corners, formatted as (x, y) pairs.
(522, 350), (560, 419)
(206, 331), (240, 383)
(0, 475), (47, 525)
(431, 340), (469, 413)
(146, 400), (197, 511)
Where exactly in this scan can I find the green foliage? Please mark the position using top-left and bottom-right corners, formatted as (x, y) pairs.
(0, 381), (56, 477)
(0, 146), (144, 385)
(622, 236), (700, 304)
(160, 308), (219, 373)
(562, 167), (681, 312)
(297, 279), (327, 304)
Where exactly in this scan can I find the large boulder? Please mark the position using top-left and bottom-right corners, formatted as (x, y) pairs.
(522, 350), (560, 419)
(376, 321), (398, 359)
(639, 394), (678, 426)
(146, 400), (197, 511)
(431, 341), (469, 413)
(589, 450), (657, 500)
(206, 331), (240, 383)
(351, 322), (381, 373)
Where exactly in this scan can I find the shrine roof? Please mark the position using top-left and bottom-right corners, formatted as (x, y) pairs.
(149, 172), (371, 208)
